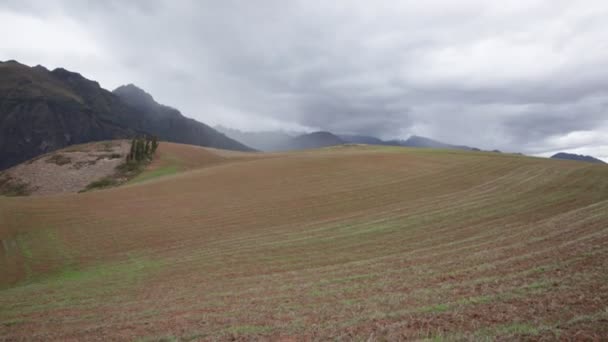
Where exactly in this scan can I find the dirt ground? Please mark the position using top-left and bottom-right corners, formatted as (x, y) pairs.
(1, 144), (607, 340)
(1, 141), (130, 195)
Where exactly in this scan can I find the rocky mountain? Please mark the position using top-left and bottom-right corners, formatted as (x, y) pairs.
(219, 126), (483, 153)
(215, 128), (347, 151)
(337, 134), (388, 145)
(551, 152), (605, 164)
(387, 135), (477, 150)
(286, 131), (346, 150)
(214, 126), (295, 152)
(112, 85), (253, 152)
(338, 134), (478, 150)
(0, 60), (251, 170)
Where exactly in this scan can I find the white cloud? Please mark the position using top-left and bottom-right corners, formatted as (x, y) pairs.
(1, 0), (608, 157)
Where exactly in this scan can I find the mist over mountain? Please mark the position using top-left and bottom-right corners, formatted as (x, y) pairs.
(215, 128), (347, 151)
(214, 126), (296, 152)
(286, 131), (346, 150)
(337, 134), (388, 145)
(3, 1), (608, 161)
(391, 135), (477, 151)
(0, 61), (251, 170)
(218, 126), (482, 152)
(112, 84), (253, 152)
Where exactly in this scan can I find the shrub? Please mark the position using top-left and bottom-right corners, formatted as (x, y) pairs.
(46, 154), (72, 166)
(83, 177), (118, 191)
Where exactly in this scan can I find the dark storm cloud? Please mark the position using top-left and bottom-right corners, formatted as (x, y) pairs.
(503, 100), (608, 142)
(1, 0), (608, 158)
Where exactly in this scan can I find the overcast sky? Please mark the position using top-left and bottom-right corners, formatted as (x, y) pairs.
(1, 0), (608, 160)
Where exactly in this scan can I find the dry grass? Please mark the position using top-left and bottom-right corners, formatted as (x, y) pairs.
(0, 143), (607, 340)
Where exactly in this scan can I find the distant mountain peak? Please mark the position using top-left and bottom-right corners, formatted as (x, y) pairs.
(0, 61), (254, 170)
(33, 65), (49, 72)
(51, 67), (85, 79)
(113, 84), (158, 109)
(307, 131), (339, 138)
(551, 152), (605, 164)
(287, 131), (345, 150)
(114, 83), (150, 96)
(395, 135), (476, 151)
(1, 59), (22, 66)
(405, 135), (436, 144)
(50, 67), (101, 89)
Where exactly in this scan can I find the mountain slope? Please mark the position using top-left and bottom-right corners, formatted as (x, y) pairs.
(214, 126), (295, 151)
(217, 128), (346, 151)
(0, 60), (143, 170)
(551, 152), (605, 164)
(0, 61), (252, 170)
(219, 126), (482, 152)
(338, 134), (387, 145)
(113, 85), (253, 152)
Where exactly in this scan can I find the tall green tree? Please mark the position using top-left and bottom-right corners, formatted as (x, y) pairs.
(151, 136), (159, 153)
(128, 138), (137, 162)
(135, 138), (142, 161)
(144, 139), (151, 156)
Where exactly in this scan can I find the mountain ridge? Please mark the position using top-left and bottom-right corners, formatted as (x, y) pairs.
(218, 127), (481, 152)
(0, 60), (252, 170)
(551, 152), (605, 164)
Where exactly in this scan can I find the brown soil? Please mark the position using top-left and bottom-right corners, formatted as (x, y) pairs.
(1, 145), (607, 340)
(1, 141), (130, 195)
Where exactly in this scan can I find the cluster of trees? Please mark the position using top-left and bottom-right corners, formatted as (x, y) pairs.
(127, 136), (159, 162)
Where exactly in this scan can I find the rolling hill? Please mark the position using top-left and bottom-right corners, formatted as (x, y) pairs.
(1, 144), (607, 340)
(0, 60), (251, 170)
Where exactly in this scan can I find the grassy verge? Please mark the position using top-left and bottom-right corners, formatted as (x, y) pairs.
(0, 173), (32, 196)
(129, 165), (179, 184)
(82, 157), (152, 192)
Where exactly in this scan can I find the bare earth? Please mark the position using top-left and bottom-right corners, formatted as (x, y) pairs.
(1, 143), (607, 340)
(2, 140), (130, 195)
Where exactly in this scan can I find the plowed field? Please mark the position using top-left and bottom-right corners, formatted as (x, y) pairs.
(1, 143), (607, 340)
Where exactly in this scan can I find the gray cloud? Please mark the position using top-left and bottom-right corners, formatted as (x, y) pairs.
(1, 0), (608, 158)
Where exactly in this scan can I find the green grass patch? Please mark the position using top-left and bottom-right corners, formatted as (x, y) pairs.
(135, 335), (179, 342)
(81, 157), (152, 192)
(0, 173), (31, 196)
(2, 255), (163, 316)
(475, 322), (540, 338)
(130, 165), (179, 184)
(417, 303), (450, 313)
(225, 325), (273, 335)
(14, 234), (33, 259)
(1, 318), (27, 327)
(83, 177), (119, 191)
(457, 295), (492, 306)
(41, 256), (161, 288)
